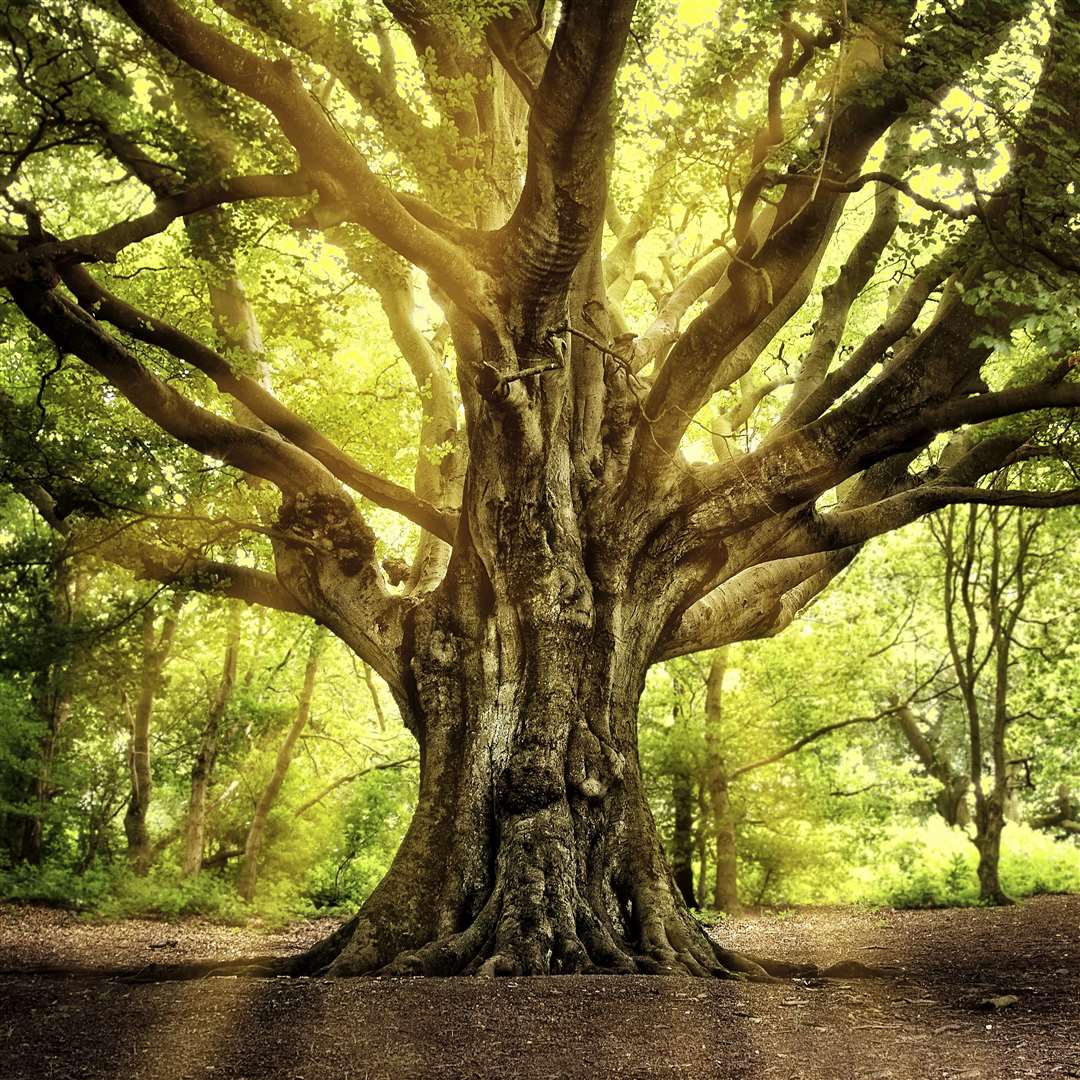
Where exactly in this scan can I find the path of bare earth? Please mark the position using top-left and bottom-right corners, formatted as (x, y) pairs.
(1, 895), (1077, 1079)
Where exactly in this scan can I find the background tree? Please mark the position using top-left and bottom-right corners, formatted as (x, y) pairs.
(123, 593), (184, 874)
(880, 503), (1080, 902)
(237, 624), (325, 902)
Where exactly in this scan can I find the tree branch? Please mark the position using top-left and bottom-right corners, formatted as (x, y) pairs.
(293, 756), (418, 818)
(729, 704), (902, 781)
(8, 280), (341, 500)
(60, 265), (456, 543)
(654, 548), (855, 661)
(627, 0), (1029, 492)
(0, 173), (313, 284)
(499, 0), (637, 324)
(115, 0), (497, 322)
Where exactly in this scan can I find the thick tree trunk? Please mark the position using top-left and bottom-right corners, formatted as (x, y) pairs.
(237, 629), (322, 902)
(180, 605), (240, 878)
(308, 566), (754, 979)
(124, 598), (181, 875)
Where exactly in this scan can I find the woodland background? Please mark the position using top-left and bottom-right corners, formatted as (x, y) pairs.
(3, 477), (1079, 922)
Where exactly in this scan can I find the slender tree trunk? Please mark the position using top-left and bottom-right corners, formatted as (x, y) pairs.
(671, 759), (696, 910)
(973, 792), (1010, 905)
(695, 779), (708, 909)
(237, 628), (323, 902)
(667, 693), (697, 909)
(1031, 784), (1080, 835)
(704, 651), (741, 913)
(17, 557), (77, 865)
(18, 679), (70, 864)
(936, 505), (1040, 907)
(123, 596), (182, 874)
(180, 604), (240, 878)
(711, 778), (741, 914)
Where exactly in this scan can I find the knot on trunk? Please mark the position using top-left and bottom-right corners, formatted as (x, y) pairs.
(279, 492), (376, 574)
(576, 776), (607, 800)
(498, 752), (564, 814)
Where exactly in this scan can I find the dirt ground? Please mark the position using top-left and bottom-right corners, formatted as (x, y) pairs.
(1, 895), (1078, 1079)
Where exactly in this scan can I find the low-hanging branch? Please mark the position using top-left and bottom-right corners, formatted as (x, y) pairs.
(60, 265), (456, 543)
(293, 757), (419, 818)
(0, 173), (314, 284)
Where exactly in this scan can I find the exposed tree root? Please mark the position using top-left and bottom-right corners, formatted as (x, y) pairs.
(0, 948), (897, 983)
(0, 919), (900, 984)
(0, 873), (896, 984)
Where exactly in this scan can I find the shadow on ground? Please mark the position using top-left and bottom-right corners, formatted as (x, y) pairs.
(1, 895), (1078, 1079)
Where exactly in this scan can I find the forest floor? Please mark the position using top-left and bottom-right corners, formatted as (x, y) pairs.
(1, 895), (1078, 1079)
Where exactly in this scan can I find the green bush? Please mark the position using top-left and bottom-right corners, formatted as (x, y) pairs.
(848, 819), (1080, 908)
(93, 871), (252, 924)
(1000, 824), (1080, 897)
(0, 860), (117, 910)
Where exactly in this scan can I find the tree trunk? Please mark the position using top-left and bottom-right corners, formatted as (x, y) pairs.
(711, 778), (741, 915)
(973, 792), (1010, 905)
(671, 761), (696, 910)
(17, 557), (77, 865)
(307, 558), (754, 979)
(704, 651), (741, 913)
(123, 597), (182, 874)
(934, 777), (972, 829)
(180, 604), (240, 878)
(894, 705), (972, 828)
(695, 779), (708, 909)
(237, 628), (322, 902)
(17, 677), (70, 865)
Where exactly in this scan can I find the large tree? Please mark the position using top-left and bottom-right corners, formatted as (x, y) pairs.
(4, 0), (1080, 977)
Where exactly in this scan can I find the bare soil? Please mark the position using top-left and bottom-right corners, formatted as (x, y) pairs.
(1, 895), (1078, 1079)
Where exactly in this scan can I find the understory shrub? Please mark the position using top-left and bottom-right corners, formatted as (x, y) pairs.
(848, 819), (1080, 907)
(0, 859), (116, 910)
